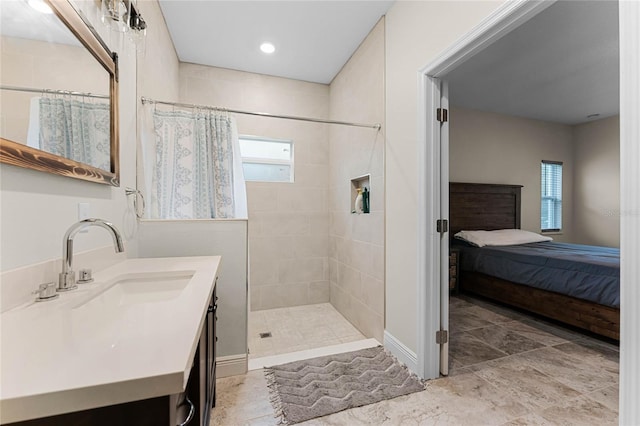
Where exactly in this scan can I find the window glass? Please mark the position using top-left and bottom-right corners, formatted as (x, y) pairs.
(239, 136), (293, 183)
(239, 139), (291, 161)
(541, 161), (562, 232)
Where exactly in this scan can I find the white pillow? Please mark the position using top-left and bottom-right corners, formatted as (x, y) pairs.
(454, 229), (553, 247)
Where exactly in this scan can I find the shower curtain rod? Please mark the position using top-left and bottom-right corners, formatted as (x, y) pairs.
(140, 96), (381, 130)
(0, 85), (109, 99)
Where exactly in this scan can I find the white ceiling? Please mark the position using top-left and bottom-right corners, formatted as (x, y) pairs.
(446, 0), (619, 125)
(158, 0), (394, 84)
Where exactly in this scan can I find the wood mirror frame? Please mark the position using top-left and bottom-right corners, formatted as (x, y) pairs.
(0, 0), (120, 186)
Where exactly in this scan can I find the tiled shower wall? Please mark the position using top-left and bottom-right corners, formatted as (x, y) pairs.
(178, 64), (331, 310)
(328, 18), (385, 342)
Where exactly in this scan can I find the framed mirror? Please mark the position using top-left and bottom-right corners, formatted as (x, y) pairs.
(0, 0), (119, 186)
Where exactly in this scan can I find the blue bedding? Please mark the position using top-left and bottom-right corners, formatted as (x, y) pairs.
(455, 241), (620, 308)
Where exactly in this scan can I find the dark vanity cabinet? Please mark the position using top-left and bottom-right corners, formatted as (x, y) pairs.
(8, 285), (218, 426)
(193, 285), (217, 425)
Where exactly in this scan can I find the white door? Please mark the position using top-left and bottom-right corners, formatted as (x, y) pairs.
(439, 80), (450, 376)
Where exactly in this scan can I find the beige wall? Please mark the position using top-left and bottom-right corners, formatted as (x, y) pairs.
(385, 0), (504, 353)
(572, 116), (620, 247)
(0, 2), (139, 272)
(178, 64), (331, 311)
(0, 36), (108, 143)
(449, 107), (575, 241)
(136, 0), (180, 103)
(449, 108), (620, 248)
(328, 19), (385, 342)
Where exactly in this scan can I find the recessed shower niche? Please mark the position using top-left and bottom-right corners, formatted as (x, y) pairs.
(350, 174), (371, 214)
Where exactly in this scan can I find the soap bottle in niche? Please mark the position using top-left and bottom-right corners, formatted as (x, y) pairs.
(362, 187), (370, 213)
(354, 188), (364, 214)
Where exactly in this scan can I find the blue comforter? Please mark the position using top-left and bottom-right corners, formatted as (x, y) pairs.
(456, 241), (620, 308)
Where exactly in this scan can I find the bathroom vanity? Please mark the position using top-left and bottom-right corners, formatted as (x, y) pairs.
(0, 256), (220, 426)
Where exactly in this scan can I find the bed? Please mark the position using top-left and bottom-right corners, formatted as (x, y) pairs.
(450, 182), (620, 340)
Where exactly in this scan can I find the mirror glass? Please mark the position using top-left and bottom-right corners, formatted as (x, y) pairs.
(0, 0), (116, 181)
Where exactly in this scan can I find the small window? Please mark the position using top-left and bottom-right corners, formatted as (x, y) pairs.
(239, 136), (294, 183)
(541, 160), (562, 232)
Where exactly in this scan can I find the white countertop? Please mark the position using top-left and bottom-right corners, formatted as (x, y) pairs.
(0, 256), (220, 424)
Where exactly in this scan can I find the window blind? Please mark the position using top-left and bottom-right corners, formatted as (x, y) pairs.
(541, 160), (563, 232)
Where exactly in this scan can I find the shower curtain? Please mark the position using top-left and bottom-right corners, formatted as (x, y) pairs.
(139, 105), (247, 219)
(28, 97), (111, 170)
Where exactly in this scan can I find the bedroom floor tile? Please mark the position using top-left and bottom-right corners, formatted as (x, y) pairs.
(211, 296), (618, 425)
(498, 317), (582, 346)
(449, 309), (495, 333)
(531, 395), (617, 426)
(467, 324), (544, 355)
(552, 339), (620, 373)
(469, 356), (583, 411)
(585, 385), (619, 412)
(515, 347), (618, 394)
(449, 332), (508, 366)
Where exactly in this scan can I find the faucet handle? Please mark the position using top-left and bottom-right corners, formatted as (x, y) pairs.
(77, 269), (94, 284)
(33, 282), (59, 302)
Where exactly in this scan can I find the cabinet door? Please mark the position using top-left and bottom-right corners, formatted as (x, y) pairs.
(208, 286), (217, 408)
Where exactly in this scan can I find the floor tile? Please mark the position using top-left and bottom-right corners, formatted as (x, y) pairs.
(471, 356), (582, 410)
(449, 309), (495, 333)
(535, 395), (618, 425)
(449, 332), (508, 366)
(215, 296), (619, 425)
(457, 295), (528, 321)
(415, 371), (530, 424)
(516, 346), (618, 393)
(467, 324), (544, 355)
(552, 339), (619, 375)
(249, 303), (365, 359)
(585, 384), (619, 413)
(463, 304), (522, 325)
(500, 318), (581, 346)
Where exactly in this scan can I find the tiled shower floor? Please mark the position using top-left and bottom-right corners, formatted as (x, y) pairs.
(215, 295), (619, 425)
(248, 303), (366, 359)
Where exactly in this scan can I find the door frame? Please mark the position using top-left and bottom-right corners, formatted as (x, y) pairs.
(416, 0), (556, 380)
(416, 1), (640, 423)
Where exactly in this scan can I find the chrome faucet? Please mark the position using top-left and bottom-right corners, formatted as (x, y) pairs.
(58, 219), (125, 292)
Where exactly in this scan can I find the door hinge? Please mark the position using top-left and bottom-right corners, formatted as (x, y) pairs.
(436, 330), (448, 344)
(436, 219), (448, 234)
(436, 108), (448, 123)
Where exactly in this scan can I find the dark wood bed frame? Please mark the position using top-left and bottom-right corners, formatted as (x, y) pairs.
(450, 182), (620, 340)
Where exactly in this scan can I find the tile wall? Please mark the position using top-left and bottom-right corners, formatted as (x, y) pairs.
(328, 18), (386, 342)
(178, 64), (331, 310)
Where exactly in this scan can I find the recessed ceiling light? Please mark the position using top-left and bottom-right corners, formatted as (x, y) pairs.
(260, 42), (276, 54)
(28, 0), (54, 14)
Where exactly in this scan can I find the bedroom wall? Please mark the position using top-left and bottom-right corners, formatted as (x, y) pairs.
(449, 107), (574, 241)
(572, 115), (620, 248)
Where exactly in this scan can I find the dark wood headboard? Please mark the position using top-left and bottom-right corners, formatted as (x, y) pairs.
(449, 182), (523, 236)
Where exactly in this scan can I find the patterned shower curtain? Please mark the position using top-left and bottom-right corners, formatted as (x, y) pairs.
(143, 108), (245, 219)
(37, 97), (111, 171)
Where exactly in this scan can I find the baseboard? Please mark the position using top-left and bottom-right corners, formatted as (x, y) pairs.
(384, 330), (418, 373)
(216, 354), (248, 378)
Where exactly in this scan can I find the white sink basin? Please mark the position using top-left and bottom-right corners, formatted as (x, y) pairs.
(75, 271), (195, 309)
